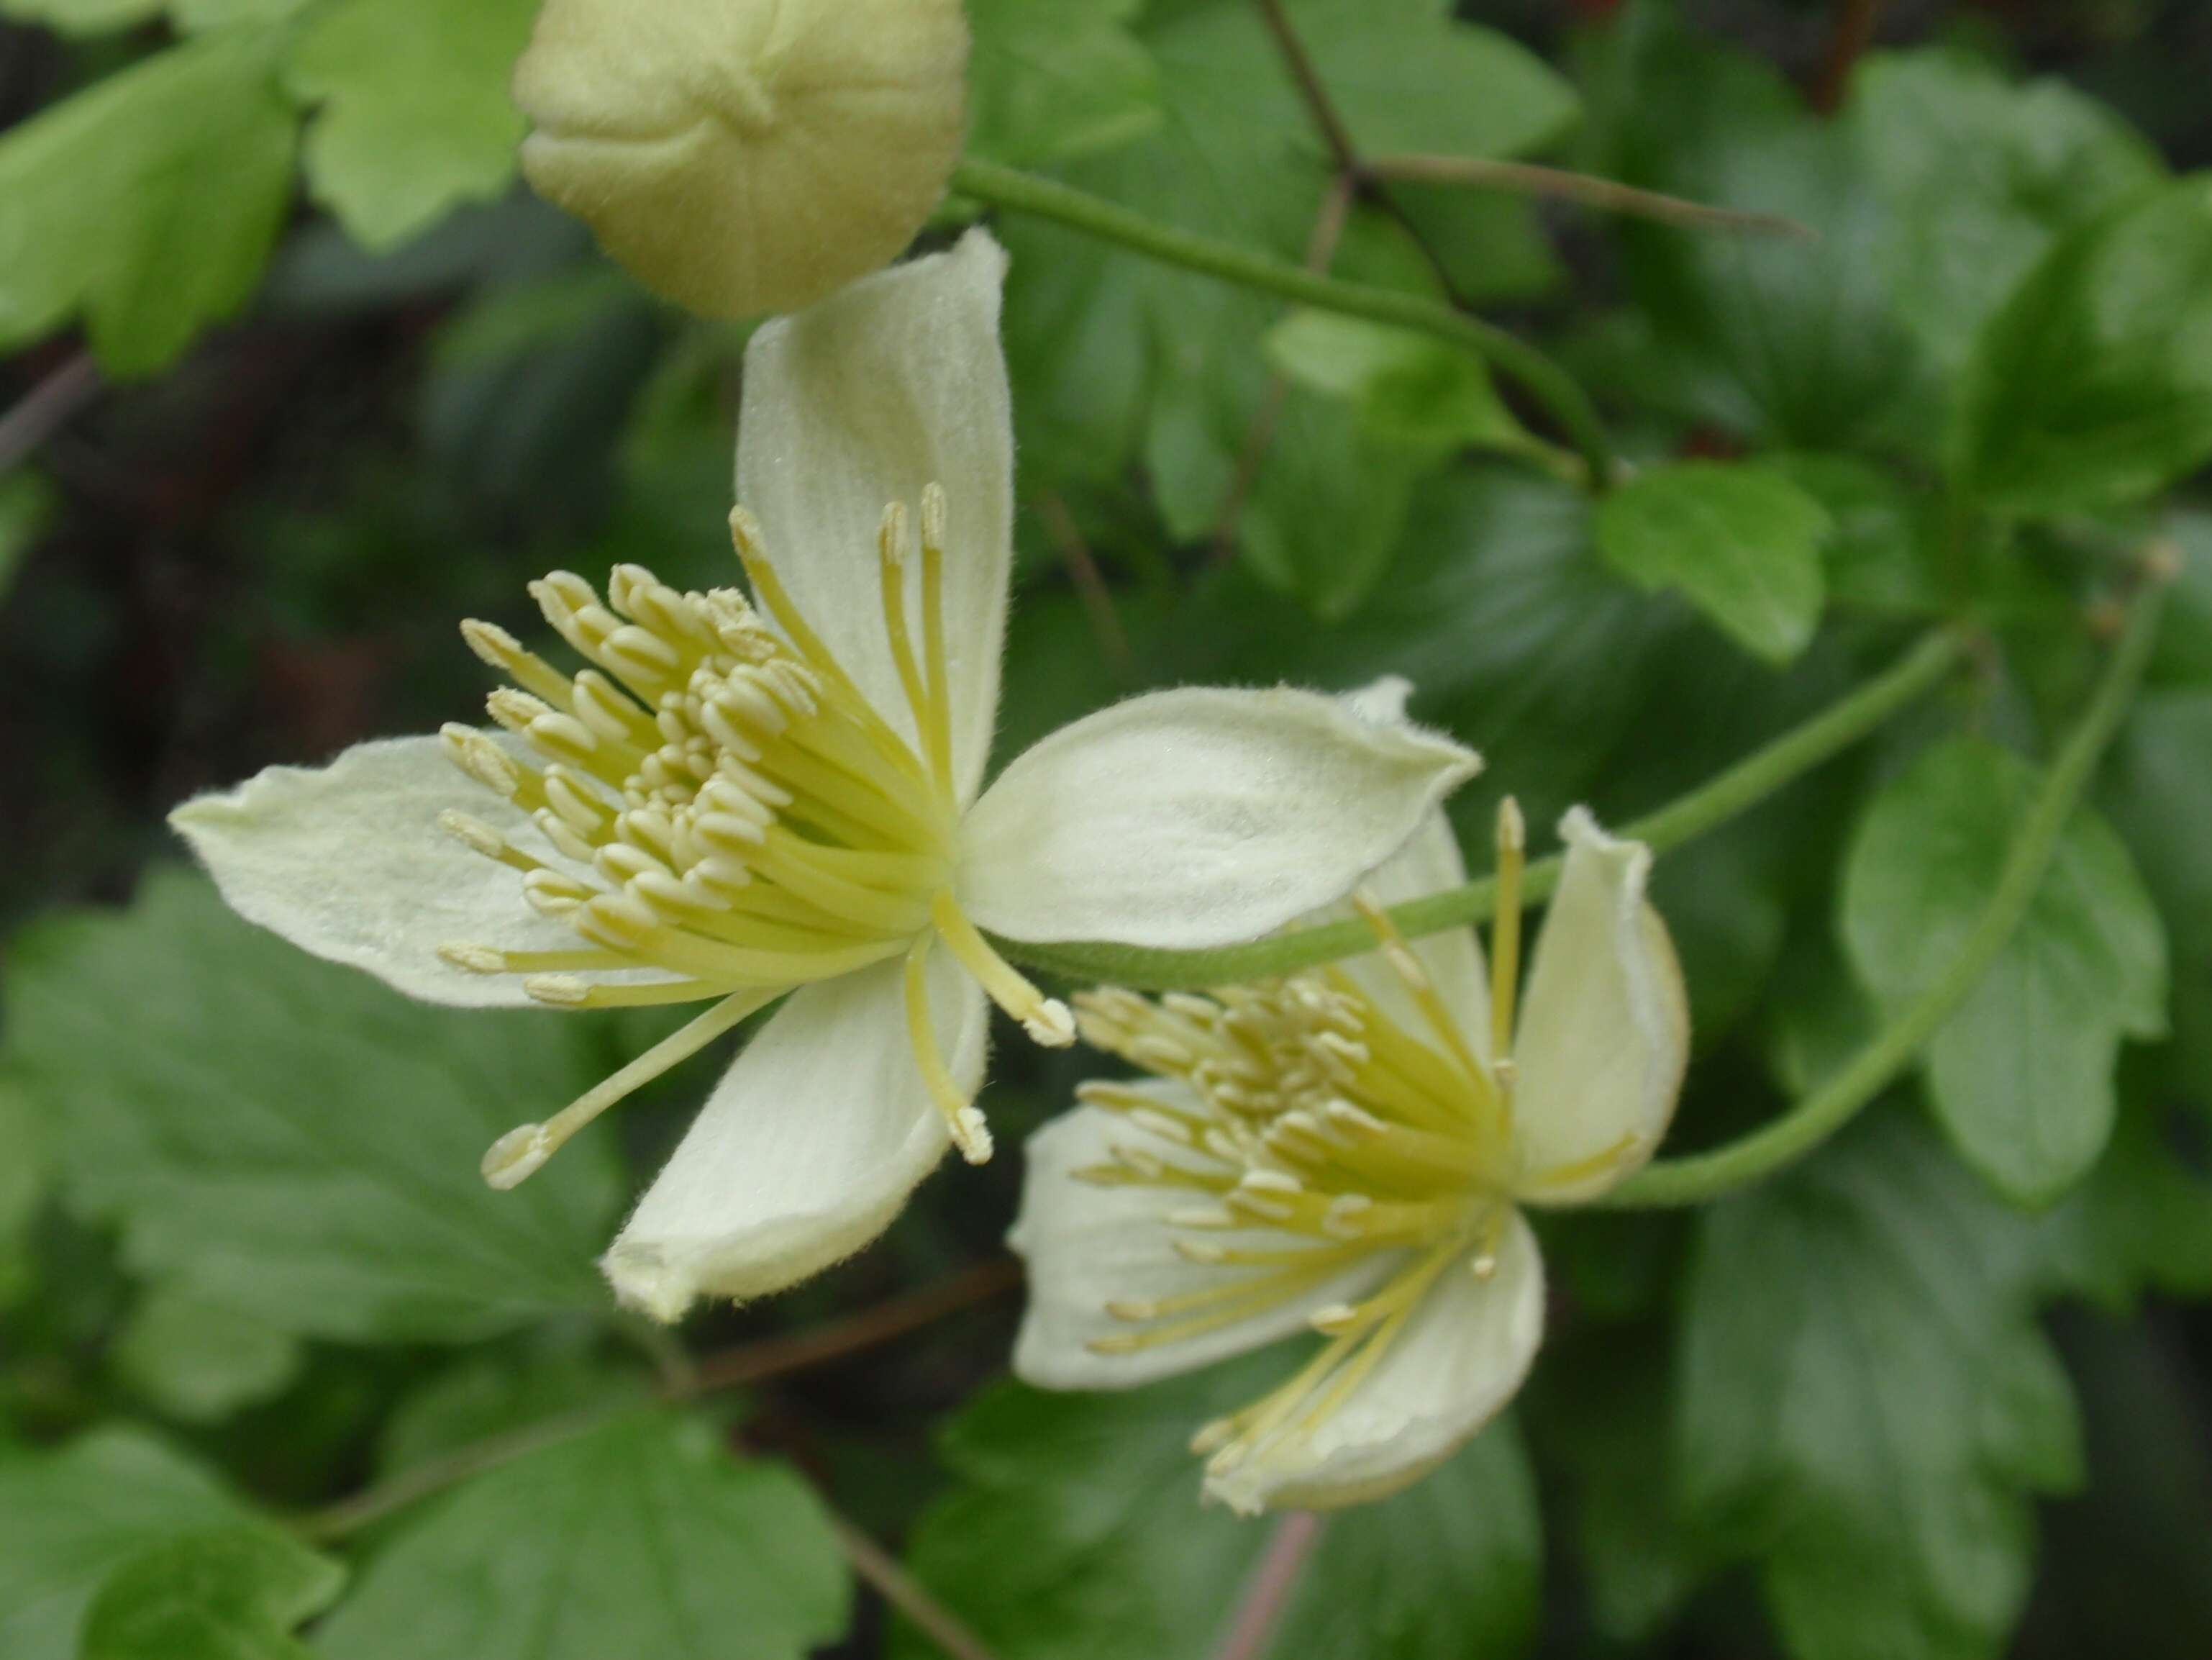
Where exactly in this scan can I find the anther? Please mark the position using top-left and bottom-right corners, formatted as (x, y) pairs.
(524, 974), (591, 1007)
(437, 943), (506, 974)
(482, 1123), (555, 1190)
(442, 725), (519, 797)
(437, 809), (508, 860)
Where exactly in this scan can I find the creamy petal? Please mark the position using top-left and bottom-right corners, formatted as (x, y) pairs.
(735, 228), (1012, 805)
(1205, 1212), (1544, 1516)
(1508, 809), (1690, 1204)
(168, 735), (583, 1010)
(1009, 1095), (1396, 1390)
(956, 686), (1481, 948)
(1320, 679), (1491, 1057)
(602, 954), (986, 1320)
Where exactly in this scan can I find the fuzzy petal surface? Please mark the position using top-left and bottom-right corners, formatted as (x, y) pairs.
(956, 686), (1480, 948)
(168, 735), (579, 1010)
(602, 953), (986, 1320)
(1204, 1212), (1544, 1517)
(734, 229), (1011, 804)
(1508, 809), (1690, 1203)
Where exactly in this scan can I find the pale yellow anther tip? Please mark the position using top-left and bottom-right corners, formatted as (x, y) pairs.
(1190, 1419), (1238, 1456)
(437, 808), (507, 858)
(950, 1105), (994, 1165)
(482, 1123), (553, 1190)
(1023, 999), (1078, 1048)
(877, 499), (911, 564)
(728, 506), (767, 558)
(1471, 1253), (1500, 1282)
(437, 942), (506, 975)
(1103, 1298), (1157, 1322)
(1498, 795), (1526, 849)
(524, 974), (591, 1007)
(1309, 1302), (1360, 1334)
(459, 617), (517, 663)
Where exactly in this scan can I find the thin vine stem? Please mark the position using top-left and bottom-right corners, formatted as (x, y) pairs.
(1600, 573), (2168, 1208)
(992, 628), (1968, 992)
(950, 155), (1619, 490)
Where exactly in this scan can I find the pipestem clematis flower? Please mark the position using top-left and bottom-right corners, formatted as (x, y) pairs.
(169, 234), (1481, 1323)
(1009, 746), (1688, 1515)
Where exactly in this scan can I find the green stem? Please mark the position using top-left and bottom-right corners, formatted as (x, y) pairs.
(994, 629), (1967, 992)
(1601, 580), (2167, 1208)
(951, 155), (1619, 491)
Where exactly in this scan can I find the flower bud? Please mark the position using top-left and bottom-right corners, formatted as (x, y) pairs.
(512, 0), (968, 318)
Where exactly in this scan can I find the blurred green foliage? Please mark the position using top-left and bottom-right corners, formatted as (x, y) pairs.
(4, 1), (2212, 1659)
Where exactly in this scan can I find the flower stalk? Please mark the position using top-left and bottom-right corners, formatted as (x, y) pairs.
(994, 628), (1970, 992)
(1598, 572), (2168, 1208)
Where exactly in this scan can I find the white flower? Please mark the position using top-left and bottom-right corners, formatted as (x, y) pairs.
(513, 0), (969, 317)
(169, 235), (1480, 1324)
(1009, 730), (1688, 1515)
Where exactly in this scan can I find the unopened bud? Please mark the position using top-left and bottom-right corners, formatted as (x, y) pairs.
(512, 0), (969, 317)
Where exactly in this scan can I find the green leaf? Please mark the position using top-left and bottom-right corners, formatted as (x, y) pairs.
(1678, 1116), (2082, 1660)
(0, 0), (161, 34)
(1765, 452), (1943, 620)
(1530, 1329), (1717, 1643)
(79, 1525), (345, 1660)
(1285, 0), (1579, 162)
(2103, 687), (2212, 1108)
(0, 31), (296, 376)
(173, 0), (311, 27)
(1952, 180), (2212, 515)
(2036, 1099), (2212, 1311)
(2147, 511), (2212, 688)
(1852, 47), (2164, 371)
(0, 1074), (47, 1308)
(0, 1428), (252, 1660)
(901, 1359), (1539, 1660)
(111, 1287), (304, 1425)
(2, 868), (623, 1343)
(963, 0), (1160, 166)
(1594, 22), (1931, 451)
(1265, 310), (1533, 455)
(286, 0), (539, 251)
(317, 1410), (849, 1660)
(1008, 0), (1575, 591)
(1596, 461), (1831, 664)
(1842, 735), (2168, 1205)
(1238, 388), (1424, 620)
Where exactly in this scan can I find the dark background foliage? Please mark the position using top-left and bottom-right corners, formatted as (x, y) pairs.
(3, 2), (2211, 1658)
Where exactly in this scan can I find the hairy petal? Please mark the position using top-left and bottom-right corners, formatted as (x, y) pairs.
(957, 686), (1480, 948)
(734, 228), (1012, 804)
(601, 954), (986, 1320)
(1206, 1213), (1543, 1517)
(1508, 809), (1690, 1203)
(168, 735), (580, 1010)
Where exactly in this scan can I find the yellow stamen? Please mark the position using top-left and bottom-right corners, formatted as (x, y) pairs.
(930, 891), (1075, 1046)
(916, 482), (956, 793)
(904, 933), (993, 1164)
(480, 989), (771, 1189)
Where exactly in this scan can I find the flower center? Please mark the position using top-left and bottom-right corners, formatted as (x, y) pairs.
(1063, 803), (1552, 1485)
(437, 487), (1067, 1187)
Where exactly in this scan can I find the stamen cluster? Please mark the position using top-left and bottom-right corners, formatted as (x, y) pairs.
(1068, 912), (1521, 1488)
